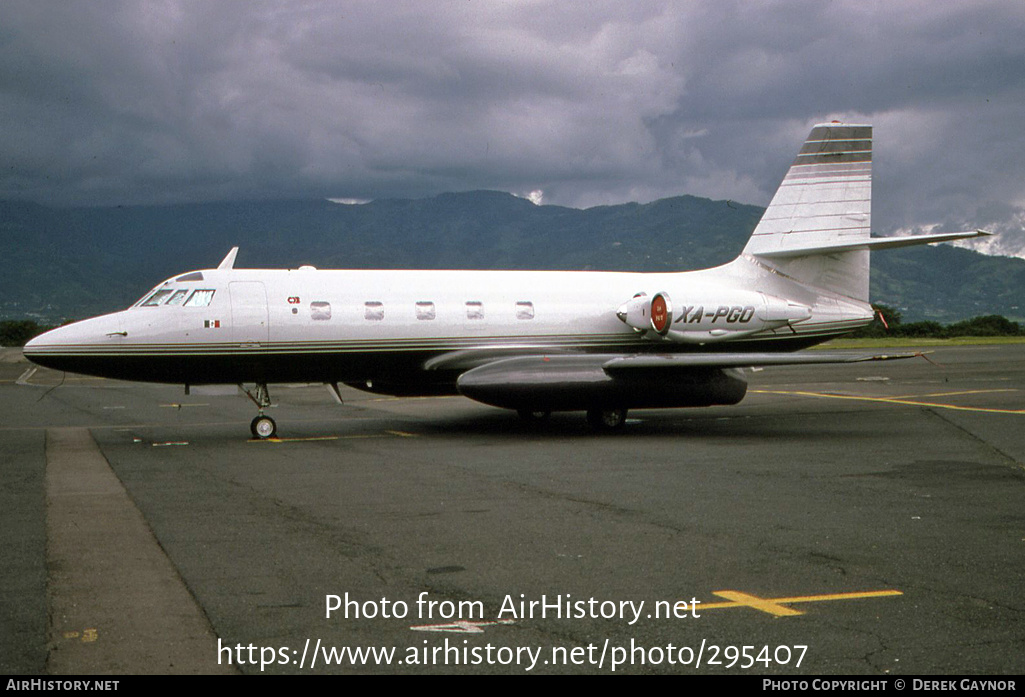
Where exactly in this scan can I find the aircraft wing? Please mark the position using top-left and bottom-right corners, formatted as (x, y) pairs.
(600, 350), (919, 373)
(423, 347), (576, 372)
(451, 350), (920, 413)
(428, 348), (917, 374)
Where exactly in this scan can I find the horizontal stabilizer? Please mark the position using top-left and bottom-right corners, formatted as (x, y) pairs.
(753, 230), (992, 259)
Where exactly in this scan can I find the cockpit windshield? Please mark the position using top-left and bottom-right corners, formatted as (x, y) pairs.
(184, 289), (215, 307)
(165, 290), (189, 306)
(136, 287), (216, 308)
(140, 289), (175, 307)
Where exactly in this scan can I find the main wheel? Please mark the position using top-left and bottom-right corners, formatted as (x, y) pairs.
(251, 415), (277, 439)
(586, 408), (628, 431)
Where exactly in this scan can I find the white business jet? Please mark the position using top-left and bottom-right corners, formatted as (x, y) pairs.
(24, 123), (987, 438)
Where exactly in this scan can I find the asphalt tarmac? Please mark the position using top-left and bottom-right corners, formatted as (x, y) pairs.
(1, 344), (1023, 675)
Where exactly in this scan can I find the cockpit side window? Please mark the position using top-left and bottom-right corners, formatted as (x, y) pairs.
(184, 290), (216, 307)
(165, 290), (189, 306)
(141, 289), (174, 307)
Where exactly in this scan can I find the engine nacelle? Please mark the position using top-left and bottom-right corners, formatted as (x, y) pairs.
(617, 290), (811, 344)
(616, 292), (673, 335)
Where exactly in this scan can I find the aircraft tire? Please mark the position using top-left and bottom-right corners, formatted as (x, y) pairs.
(586, 407), (627, 431)
(251, 415), (277, 439)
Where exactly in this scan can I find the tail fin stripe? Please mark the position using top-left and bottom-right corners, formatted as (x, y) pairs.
(783, 172), (870, 183)
(793, 151), (871, 165)
(801, 125), (872, 141)
(798, 138), (871, 154)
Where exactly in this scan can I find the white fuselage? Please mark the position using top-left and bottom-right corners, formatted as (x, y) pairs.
(22, 257), (872, 391)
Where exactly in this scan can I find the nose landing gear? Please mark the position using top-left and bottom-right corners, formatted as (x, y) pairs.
(251, 414), (277, 439)
(242, 383), (277, 439)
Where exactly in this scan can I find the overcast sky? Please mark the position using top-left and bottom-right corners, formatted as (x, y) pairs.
(3, 1), (1024, 256)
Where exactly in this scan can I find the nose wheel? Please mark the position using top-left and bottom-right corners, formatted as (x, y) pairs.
(250, 415), (277, 439)
(242, 383), (278, 439)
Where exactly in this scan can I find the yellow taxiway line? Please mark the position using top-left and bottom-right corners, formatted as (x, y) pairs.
(751, 388), (1024, 415)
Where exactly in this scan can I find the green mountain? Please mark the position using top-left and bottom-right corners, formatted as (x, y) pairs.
(1, 193), (1022, 323)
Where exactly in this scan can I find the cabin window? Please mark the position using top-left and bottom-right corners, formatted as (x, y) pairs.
(364, 301), (384, 321)
(415, 302), (436, 320)
(141, 289), (174, 307)
(466, 301), (484, 320)
(311, 301), (332, 320)
(516, 301), (535, 320)
(184, 289), (216, 307)
(165, 290), (189, 306)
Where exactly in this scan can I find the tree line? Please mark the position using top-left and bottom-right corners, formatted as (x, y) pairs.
(0, 320), (52, 347)
(851, 305), (1022, 339)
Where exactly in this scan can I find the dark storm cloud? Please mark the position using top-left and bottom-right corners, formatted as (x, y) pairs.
(2, 1), (1024, 255)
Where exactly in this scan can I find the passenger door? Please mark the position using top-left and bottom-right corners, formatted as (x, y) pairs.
(229, 281), (269, 345)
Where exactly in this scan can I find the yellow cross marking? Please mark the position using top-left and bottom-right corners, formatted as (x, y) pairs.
(679, 589), (903, 617)
(707, 591), (805, 616)
(751, 388), (1025, 415)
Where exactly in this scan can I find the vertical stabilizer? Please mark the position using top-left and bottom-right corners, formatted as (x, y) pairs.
(742, 123), (872, 301)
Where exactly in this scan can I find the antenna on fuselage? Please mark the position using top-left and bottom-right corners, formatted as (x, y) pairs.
(217, 247), (239, 270)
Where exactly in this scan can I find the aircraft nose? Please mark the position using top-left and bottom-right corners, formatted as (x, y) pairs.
(22, 314), (126, 364)
(23, 325), (61, 352)
(23, 325), (67, 371)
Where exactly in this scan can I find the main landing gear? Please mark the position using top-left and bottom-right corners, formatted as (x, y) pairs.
(242, 383), (277, 439)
